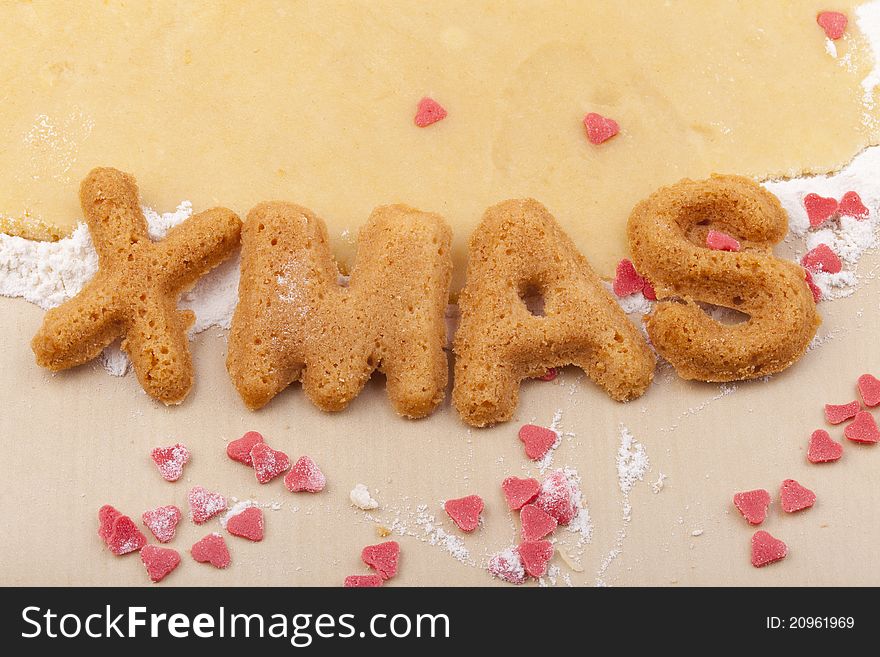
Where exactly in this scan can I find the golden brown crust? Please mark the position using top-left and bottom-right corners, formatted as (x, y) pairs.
(31, 167), (241, 404)
(452, 199), (655, 427)
(226, 201), (453, 418)
(627, 174), (820, 381)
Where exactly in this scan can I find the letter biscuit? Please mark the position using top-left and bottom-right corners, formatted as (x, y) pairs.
(227, 202), (452, 417)
(31, 168), (242, 404)
(627, 174), (820, 382)
(453, 199), (655, 427)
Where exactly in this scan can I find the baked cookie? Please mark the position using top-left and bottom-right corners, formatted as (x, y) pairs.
(453, 199), (655, 427)
(627, 174), (820, 381)
(31, 168), (241, 404)
(227, 202), (452, 417)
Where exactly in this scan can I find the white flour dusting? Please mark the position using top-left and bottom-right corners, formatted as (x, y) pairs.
(595, 424), (650, 585)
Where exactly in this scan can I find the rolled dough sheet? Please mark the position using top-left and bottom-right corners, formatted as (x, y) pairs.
(0, 0), (878, 284)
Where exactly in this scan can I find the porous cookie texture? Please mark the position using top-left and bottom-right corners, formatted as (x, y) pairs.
(453, 199), (655, 427)
(31, 168), (241, 404)
(227, 202), (452, 418)
(628, 175), (820, 382)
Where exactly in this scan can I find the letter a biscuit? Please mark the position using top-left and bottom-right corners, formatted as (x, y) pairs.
(31, 168), (241, 404)
(227, 202), (453, 417)
(453, 199), (655, 427)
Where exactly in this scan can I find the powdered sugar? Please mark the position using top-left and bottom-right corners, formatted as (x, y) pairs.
(350, 483), (379, 510)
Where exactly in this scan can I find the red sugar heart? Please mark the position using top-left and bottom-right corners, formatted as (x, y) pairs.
(414, 97), (447, 128)
(191, 533), (231, 569)
(140, 545), (181, 583)
(501, 476), (541, 511)
(98, 505), (121, 543)
(250, 442), (291, 484)
(227, 431), (264, 466)
(751, 530), (787, 568)
(518, 424), (558, 461)
(106, 514), (148, 556)
(780, 479), (816, 513)
(535, 470), (580, 525)
(857, 373), (880, 407)
(517, 540), (554, 578)
(537, 368), (557, 381)
(824, 400), (860, 425)
(520, 503), (558, 542)
(361, 541), (400, 580)
(838, 191), (868, 219)
(226, 506), (264, 542)
(844, 411), (880, 444)
(706, 230), (741, 252)
(150, 443), (190, 482)
(344, 575), (383, 588)
(808, 429), (843, 464)
(612, 258), (646, 297)
(817, 11), (848, 40)
(733, 489), (771, 525)
(188, 486), (227, 524)
(803, 269), (821, 303)
(444, 495), (484, 532)
(488, 547), (526, 584)
(284, 455), (326, 493)
(142, 505), (182, 543)
(804, 193), (838, 228)
(583, 112), (620, 145)
(801, 244), (842, 274)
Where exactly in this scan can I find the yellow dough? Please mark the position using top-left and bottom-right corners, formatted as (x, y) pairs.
(0, 0), (877, 284)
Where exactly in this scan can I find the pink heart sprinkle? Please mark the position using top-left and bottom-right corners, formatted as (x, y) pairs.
(817, 11), (848, 40)
(733, 489), (771, 525)
(857, 373), (880, 407)
(150, 443), (190, 482)
(838, 191), (869, 219)
(801, 244), (842, 274)
(487, 547), (527, 584)
(191, 533), (231, 569)
(844, 411), (880, 444)
(284, 455), (327, 493)
(226, 506), (264, 542)
(534, 469), (580, 526)
(444, 495), (484, 532)
(227, 431), (264, 466)
(518, 424), (558, 461)
(344, 575), (383, 588)
(612, 258), (646, 297)
(824, 400), (860, 425)
(140, 545), (181, 583)
(250, 442), (291, 484)
(751, 530), (787, 568)
(803, 269), (821, 303)
(808, 429), (843, 464)
(780, 479), (816, 513)
(142, 505), (182, 543)
(106, 514), (148, 556)
(501, 476), (541, 511)
(804, 193), (839, 228)
(706, 230), (741, 252)
(188, 486), (227, 524)
(361, 541), (400, 580)
(414, 97), (447, 128)
(520, 503), (558, 542)
(517, 540), (554, 578)
(583, 112), (620, 145)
